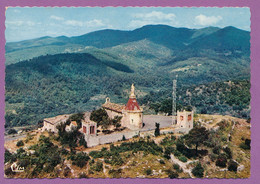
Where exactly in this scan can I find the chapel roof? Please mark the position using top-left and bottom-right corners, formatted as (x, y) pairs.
(125, 98), (141, 111)
(44, 114), (70, 125)
(102, 102), (125, 113)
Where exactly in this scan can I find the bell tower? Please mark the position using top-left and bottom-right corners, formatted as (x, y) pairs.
(123, 84), (143, 130)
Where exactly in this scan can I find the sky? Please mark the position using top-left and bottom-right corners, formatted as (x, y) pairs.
(5, 7), (250, 42)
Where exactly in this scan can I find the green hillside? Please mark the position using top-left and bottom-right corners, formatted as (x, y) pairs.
(5, 52), (250, 127)
(4, 25), (251, 128)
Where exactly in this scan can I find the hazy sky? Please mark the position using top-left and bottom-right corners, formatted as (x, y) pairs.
(5, 7), (250, 42)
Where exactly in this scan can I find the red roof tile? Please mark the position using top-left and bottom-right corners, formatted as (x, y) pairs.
(125, 98), (141, 111)
(71, 121), (77, 126)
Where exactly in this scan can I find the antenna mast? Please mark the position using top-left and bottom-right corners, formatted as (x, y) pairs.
(172, 75), (178, 125)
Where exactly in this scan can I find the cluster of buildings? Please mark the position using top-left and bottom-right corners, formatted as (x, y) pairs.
(42, 84), (193, 147)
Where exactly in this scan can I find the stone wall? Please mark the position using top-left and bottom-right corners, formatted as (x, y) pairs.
(42, 121), (58, 133)
(85, 130), (139, 147)
(106, 109), (123, 119)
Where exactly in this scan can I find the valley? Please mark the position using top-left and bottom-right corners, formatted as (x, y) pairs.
(4, 25), (250, 128)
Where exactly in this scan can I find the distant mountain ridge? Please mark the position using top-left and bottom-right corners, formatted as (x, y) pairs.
(5, 24), (251, 127)
(5, 25), (250, 65)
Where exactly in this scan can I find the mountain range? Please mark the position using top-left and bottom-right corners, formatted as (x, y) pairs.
(5, 25), (250, 65)
(5, 25), (251, 127)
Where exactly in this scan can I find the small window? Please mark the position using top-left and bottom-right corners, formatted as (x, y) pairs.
(180, 116), (184, 121)
(188, 115), (192, 121)
(83, 126), (86, 133)
(90, 126), (95, 134)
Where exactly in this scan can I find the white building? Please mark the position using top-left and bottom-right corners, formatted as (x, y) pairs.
(65, 121), (77, 132)
(176, 110), (193, 133)
(102, 84), (143, 130)
(42, 114), (70, 133)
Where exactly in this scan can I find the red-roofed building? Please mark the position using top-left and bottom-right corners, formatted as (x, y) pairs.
(102, 84), (143, 130)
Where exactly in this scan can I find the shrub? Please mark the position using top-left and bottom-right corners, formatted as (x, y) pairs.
(209, 153), (217, 162)
(49, 154), (61, 167)
(71, 152), (90, 168)
(192, 163), (204, 178)
(164, 146), (174, 159)
(213, 146), (221, 154)
(171, 135), (176, 141)
(79, 135), (87, 148)
(90, 161), (103, 172)
(5, 149), (16, 163)
(216, 154), (227, 168)
(223, 147), (232, 159)
(16, 147), (25, 155)
(89, 151), (103, 159)
(239, 139), (251, 150)
(159, 159), (165, 164)
(228, 160), (238, 172)
(4, 167), (14, 176)
(18, 158), (30, 167)
(109, 168), (122, 178)
(178, 156), (187, 163)
(63, 166), (71, 177)
(173, 163), (180, 170)
(145, 168), (152, 175)
(61, 148), (69, 155)
(16, 140), (24, 147)
(78, 172), (88, 178)
(25, 134), (33, 143)
(173, 150), (181, 157)
(166, 169), (179, 179)
(111, 155), (124, 166)
(245, 139), (251, 147)
(8, 129), (17, 135)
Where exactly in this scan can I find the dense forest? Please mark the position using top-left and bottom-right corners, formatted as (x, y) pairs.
(140, 80), (250, 118)
(5, 25), (251, 128)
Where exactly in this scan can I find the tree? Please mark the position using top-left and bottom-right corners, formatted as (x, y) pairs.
(192, 163), (204, 178)
(154, 122), (160, 137)
(216, 153), (227, 168)
(166, 169), (179, 178)
(16, 140), (24, 147)
(90, 108), (108, 126)
(8, 129), (17, 135)
(145, 168), (152, 175)
(69, 113), (84, 129)
(122, 135), (126, 141)
(228, 160), (238, 172)
(4, 149), (16, 163)
(185, 126), (209, 155)
(223, 147), (232, 159)
(71, 152), (90, 168)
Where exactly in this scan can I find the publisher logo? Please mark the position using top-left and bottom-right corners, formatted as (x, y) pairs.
(10, 163), (24, 172)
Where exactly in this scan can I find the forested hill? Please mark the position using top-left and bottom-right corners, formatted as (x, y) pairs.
(5, 25), (251, 128)
(5, 52), (250, 127)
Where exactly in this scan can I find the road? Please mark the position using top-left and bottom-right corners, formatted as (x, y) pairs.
(4, 134), (27, 142)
